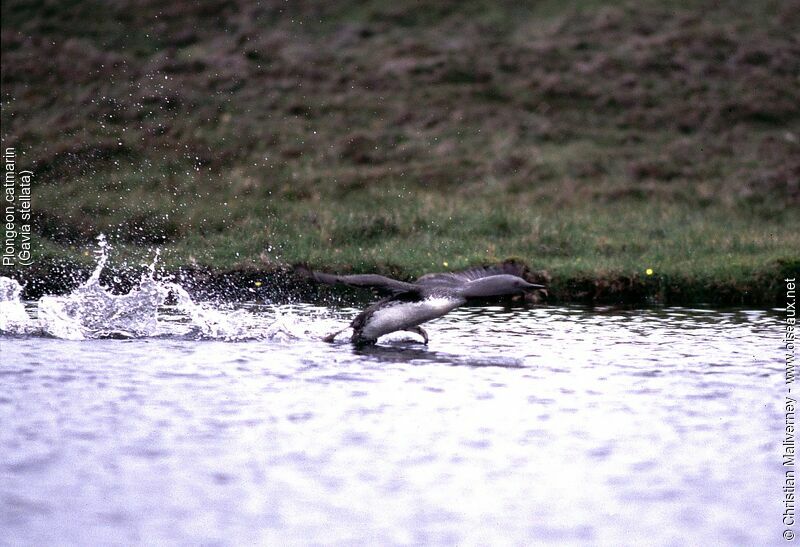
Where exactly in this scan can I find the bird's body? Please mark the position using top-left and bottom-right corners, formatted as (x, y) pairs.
(351, 295), (464, 344)
(300, 263), (545, 345)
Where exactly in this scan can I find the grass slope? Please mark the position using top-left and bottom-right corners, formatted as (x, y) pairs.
(2, 0), (798, 303)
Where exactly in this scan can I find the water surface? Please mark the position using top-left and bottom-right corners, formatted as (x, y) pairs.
(0, 301), (784, 546)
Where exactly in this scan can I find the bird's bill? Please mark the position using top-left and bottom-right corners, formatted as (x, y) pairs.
(523, 283), (546, 291)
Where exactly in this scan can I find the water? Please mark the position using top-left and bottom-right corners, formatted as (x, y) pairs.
(0, 252), (787, 545)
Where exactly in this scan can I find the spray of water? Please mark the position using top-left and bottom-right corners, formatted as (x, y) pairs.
(0, 235), (338, 341)
(0, 276), (35, 334)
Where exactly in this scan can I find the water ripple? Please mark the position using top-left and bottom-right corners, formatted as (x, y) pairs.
(0, 287), (785, 545)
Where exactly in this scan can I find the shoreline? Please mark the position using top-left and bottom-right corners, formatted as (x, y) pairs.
(2, 258), (794, 308)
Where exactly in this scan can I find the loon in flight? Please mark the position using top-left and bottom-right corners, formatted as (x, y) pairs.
(299, 264), (545, 345)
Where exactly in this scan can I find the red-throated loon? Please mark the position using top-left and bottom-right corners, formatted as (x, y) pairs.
(299, 264), (545, 345)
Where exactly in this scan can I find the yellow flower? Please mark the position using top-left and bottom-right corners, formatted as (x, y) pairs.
(254, 281), (263, 287)
(645, 268), (654, 276)
(443, 261), (449, 267)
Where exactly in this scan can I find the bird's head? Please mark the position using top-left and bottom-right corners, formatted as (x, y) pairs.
(461, 274), (546, 298)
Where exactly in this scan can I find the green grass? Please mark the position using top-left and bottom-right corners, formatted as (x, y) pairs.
(2, 0), (798, 304)
(21, 167), (798, 303)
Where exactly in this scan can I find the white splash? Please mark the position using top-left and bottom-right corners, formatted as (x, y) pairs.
(167, 282), (267, 340)
(0, 235), (326, 341)
(0, 276), (36, 334)
(37, 235), (169, 340)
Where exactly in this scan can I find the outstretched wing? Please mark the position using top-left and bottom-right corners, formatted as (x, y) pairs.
(296, 265), (419, 296)
(415, 261), (528, 287)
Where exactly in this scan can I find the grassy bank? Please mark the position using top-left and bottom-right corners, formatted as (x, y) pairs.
(2, 0), (798, 304)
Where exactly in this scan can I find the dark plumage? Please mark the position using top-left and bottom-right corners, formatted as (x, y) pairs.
(298, 264), (545, 345)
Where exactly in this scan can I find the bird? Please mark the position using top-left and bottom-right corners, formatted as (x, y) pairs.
(297, 263), (545, 345)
